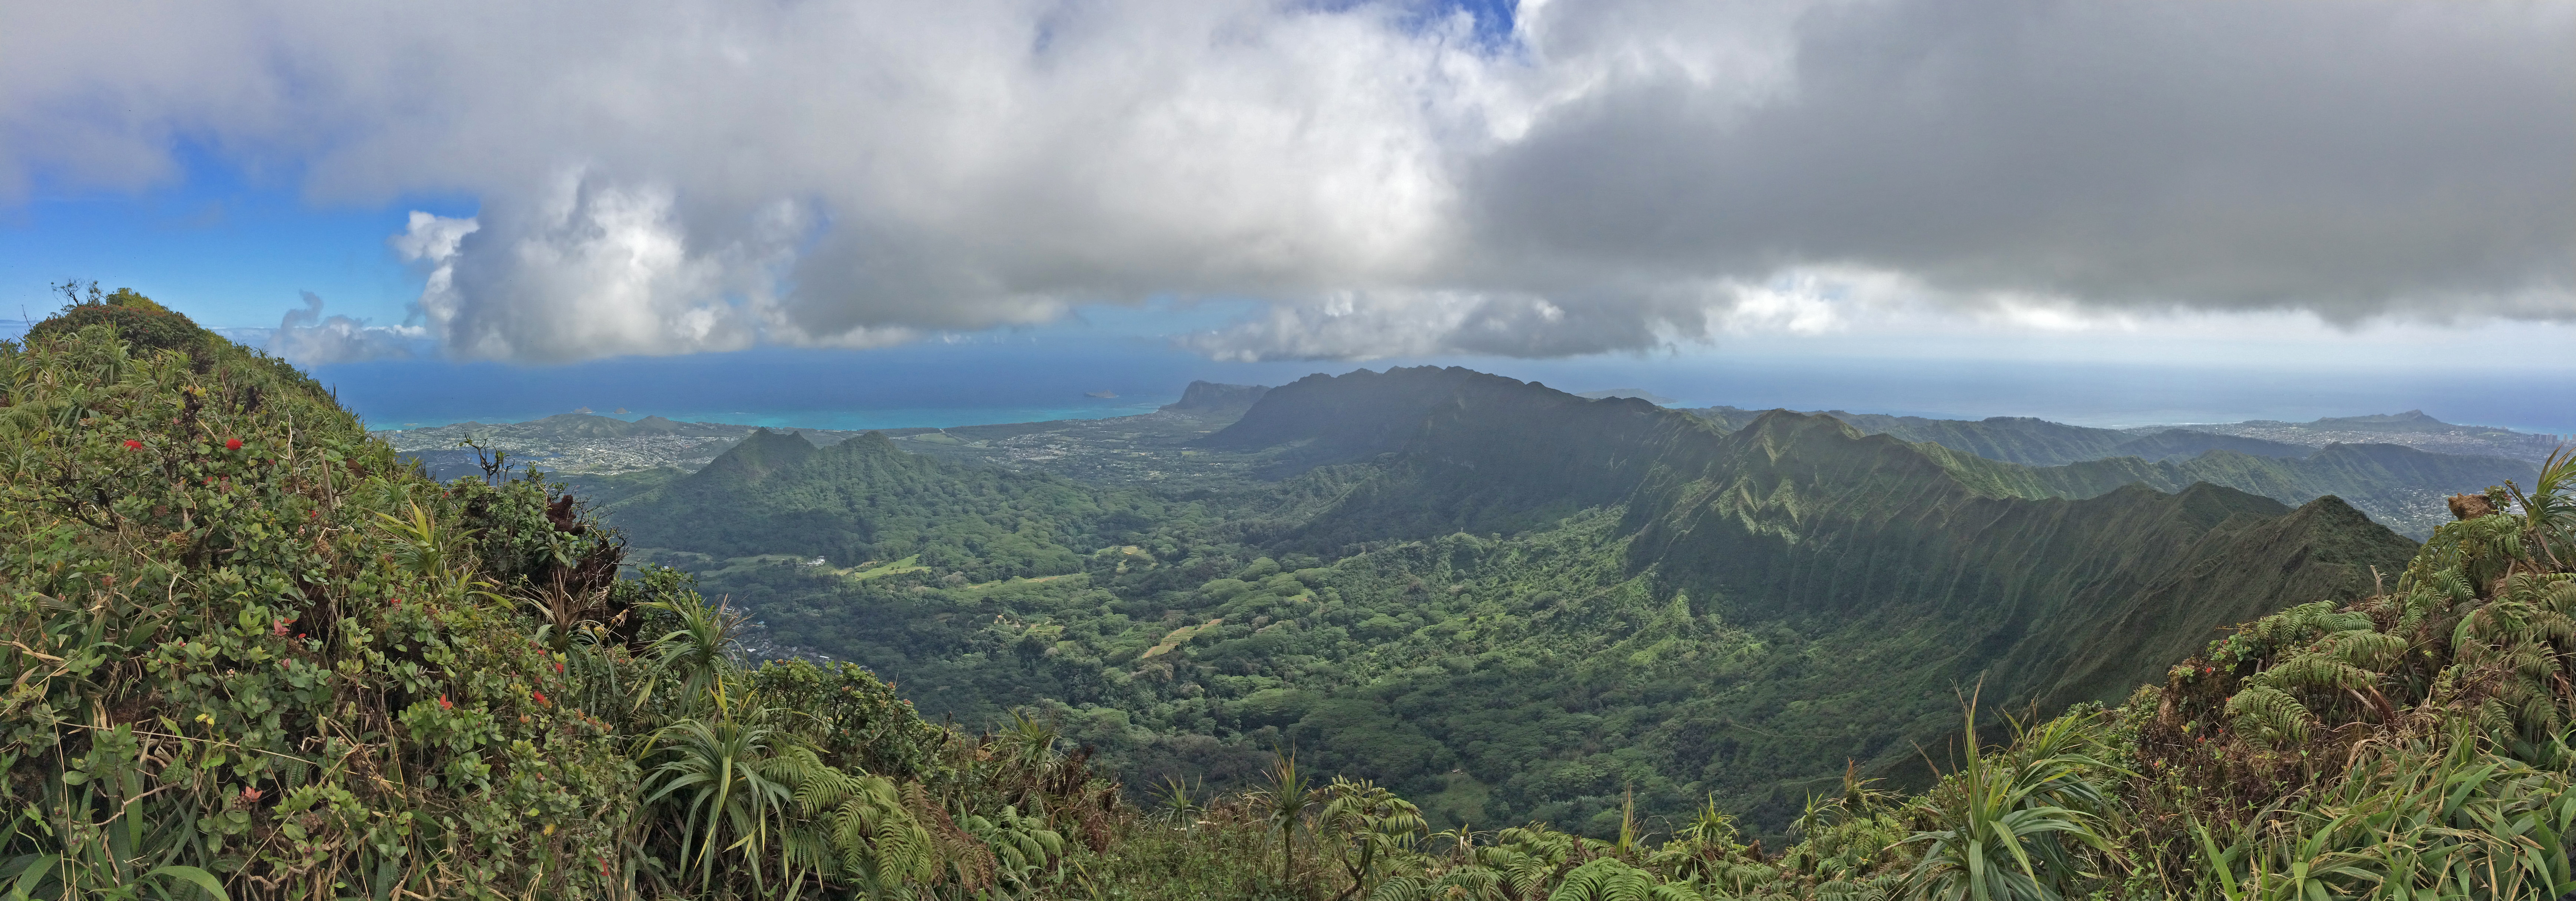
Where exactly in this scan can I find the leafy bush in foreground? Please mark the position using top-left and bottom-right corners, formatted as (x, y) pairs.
(0, 309), (1118, 898)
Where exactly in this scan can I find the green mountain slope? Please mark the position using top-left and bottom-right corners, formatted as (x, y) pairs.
(1216, 370), (2413, 812)
(1685, 405), (2530, 537)
(625, 365), (2418, 839)
(612, 429), (1133, 579)
(1691, 409), (2137, 465)
(2109, 427), (2314, 461)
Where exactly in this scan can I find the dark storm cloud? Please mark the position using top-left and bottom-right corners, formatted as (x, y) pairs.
(1469, 0), (2574, 318)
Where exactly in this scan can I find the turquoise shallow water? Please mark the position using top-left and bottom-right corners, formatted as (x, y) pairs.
(389, 398), (1185, 432)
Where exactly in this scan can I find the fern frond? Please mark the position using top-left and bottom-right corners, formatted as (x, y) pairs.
(2225, 685), (2313, 749)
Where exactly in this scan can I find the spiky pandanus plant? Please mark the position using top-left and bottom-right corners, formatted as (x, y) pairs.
(1252, 748), (1320, 888)
(1148, 775), (1201, 828)
(2193, 728), (2576, 900)
(1898, 701), (2118, 901)
(631, 588), (951, 898)
(641, 714), (802, 891)
(634, 587), (742, 715)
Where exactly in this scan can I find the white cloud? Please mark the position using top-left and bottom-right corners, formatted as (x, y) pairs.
(3, 0), (2568, 361)
(265, 291), (424, 364)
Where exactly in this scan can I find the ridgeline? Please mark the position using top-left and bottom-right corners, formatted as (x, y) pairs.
(7, 306), (2571, 900)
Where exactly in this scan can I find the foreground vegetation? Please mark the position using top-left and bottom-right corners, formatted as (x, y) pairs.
(3, 293), (2569, 898)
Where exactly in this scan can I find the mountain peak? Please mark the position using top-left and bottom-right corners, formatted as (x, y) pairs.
(1160, 380), (1271, 413)
(2307, 410), (2451, 430)
(1198, 366), (1574, 464)
(1573, 388), (1678, 405)
(693, 428), (817, 486)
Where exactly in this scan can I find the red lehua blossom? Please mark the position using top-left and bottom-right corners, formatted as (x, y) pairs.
(124, 439), (143, 449)
(533, 690), (550, 706)
(438, 695), (453, 710)
(225, 438), (242, 450)
(553, 662), (564, 674)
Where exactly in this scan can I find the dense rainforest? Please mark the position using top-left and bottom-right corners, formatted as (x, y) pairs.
(607, 368), (2420, 841)
(6, 295), (2570, 900)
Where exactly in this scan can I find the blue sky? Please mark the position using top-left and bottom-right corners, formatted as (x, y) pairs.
(2, 153), (2567, 434)
(2, 0), (2567, 433)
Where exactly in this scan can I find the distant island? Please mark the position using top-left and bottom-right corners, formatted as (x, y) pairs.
(1084, 389), (1118, 398)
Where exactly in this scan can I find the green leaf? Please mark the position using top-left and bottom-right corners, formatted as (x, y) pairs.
(141, 864), (231, 901)
(1, 855), (57, 901)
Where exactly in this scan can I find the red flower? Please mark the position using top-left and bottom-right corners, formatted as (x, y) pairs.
(241, 786), (262, 802)
(225, 438), (242, 450)
(553, 662), (564, 674)
(533, 690), (550, 706)
(124, 439), (143, 449)
(390, 596), (402, 606)
(438, 695), (454, 710)
(272, 618), (292, 637)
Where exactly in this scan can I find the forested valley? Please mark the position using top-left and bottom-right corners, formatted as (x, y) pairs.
(6, 297), (2571, 900)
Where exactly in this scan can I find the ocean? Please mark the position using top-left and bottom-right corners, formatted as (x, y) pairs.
(311, 343), (2564, 436)
(7, 318), (2564, 436)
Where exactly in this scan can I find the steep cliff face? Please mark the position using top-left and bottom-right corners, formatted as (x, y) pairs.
(1213, 368), (2417, 719)
(1160, 380), (1271, 413)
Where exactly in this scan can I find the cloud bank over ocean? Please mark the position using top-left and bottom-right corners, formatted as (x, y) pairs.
(5, 0), (2568, 362)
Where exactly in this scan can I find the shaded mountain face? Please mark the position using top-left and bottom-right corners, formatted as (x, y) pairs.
(1219, 368), (2414, 715)
(1692, 409), (2139, 466)
(1194, 366), (1552, 470)
(1159, 380), (1271, 414)
(2105, 429), (2314, 462)
(1979, 442), (2536, 539)
(1691, 409), (2308, 466)
(1679, 406), (2530, 537)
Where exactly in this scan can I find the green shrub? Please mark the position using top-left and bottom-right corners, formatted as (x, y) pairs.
(24, 286), (212, 353)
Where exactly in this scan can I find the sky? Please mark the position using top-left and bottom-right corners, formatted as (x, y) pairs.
(1, 0), (2570, 432)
